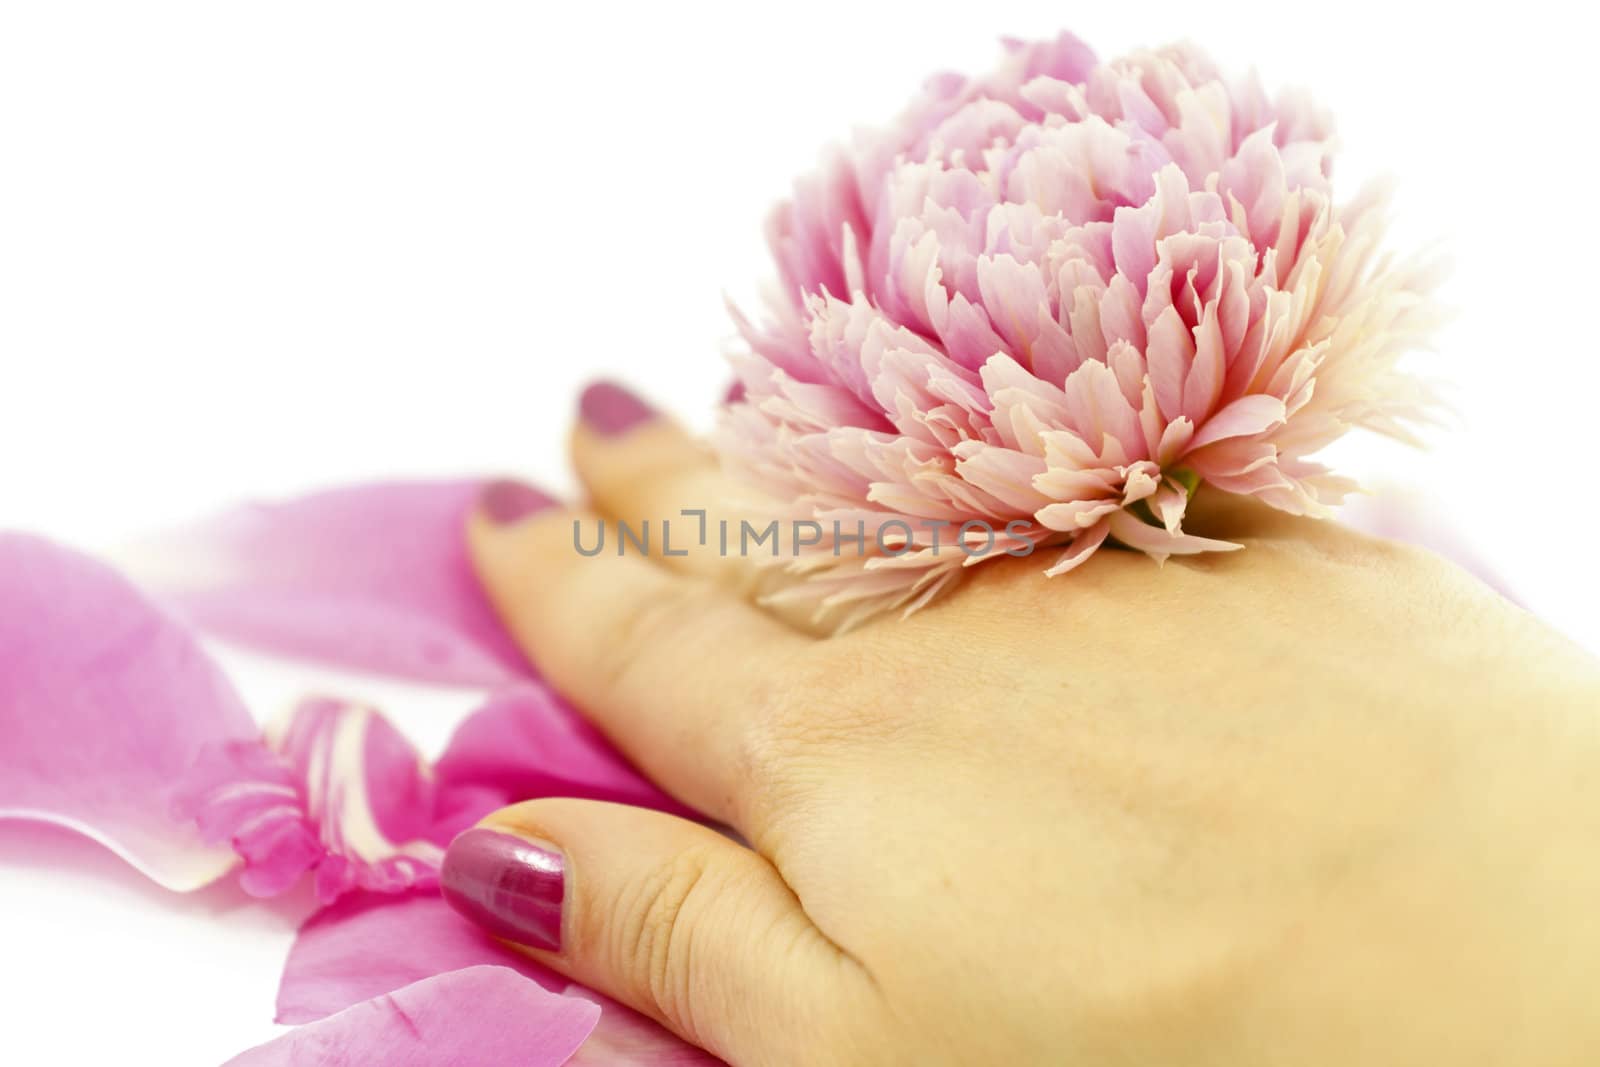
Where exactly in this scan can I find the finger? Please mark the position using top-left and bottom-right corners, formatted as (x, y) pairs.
(467, 480), (812, 829)
(572, 380), (832, 628)
(572, 381), (767, 587)
(440, 801), (873, 1065)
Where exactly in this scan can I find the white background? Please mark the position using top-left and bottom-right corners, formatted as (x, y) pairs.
(2, 2), (1596, 1063)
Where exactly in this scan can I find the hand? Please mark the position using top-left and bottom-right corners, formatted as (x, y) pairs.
(448, 383), (1600, 1066)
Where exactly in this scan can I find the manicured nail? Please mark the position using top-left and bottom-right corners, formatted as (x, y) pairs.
(440, 828), (566, 951)
(478, 479), (555, 526)
(578, 380), (656, 436)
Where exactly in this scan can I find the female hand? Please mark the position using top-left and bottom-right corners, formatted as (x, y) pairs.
(447, 383), (1600, 1066)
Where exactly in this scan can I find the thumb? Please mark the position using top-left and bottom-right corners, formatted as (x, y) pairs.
(440, 798), (871, 1064)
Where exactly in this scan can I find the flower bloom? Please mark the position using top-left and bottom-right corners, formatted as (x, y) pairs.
(721, 33), (1439, 627)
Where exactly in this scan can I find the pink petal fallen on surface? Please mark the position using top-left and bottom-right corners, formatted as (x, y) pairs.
(563, 987), (727, 1066)
(276, 892), (559, 1024)
(0, 532), (255, 890)
(228, 965), (599, 1067)
(119, 480), (532, 687)
(184, 684), (695, 905)
(276, 697), (444, 901)
(181, 696), (455, 904)
(435, 685), (691, 816)
(175, 736), (324, 897)
(277, 892), (717, 1063)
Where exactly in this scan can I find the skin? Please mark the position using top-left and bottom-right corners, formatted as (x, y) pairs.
(464, 400), (1600, 1067)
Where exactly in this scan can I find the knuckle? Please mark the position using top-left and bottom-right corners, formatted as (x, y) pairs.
(612, 845), (718, 1037)
(722, 649), (818, 827)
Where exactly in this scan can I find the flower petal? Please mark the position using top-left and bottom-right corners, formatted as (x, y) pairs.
(436, 684), (692, 817)
(276, 697), (443, 895)
(276, 892), (559, 1024)
(1187, 394), (1287, 450)
(277, 892), (716, 1062)
(1105, 509), (1242, 562)
(119, 480), (531, 686)
(563, 986), (726, 1065)
(0, 533), (254, 890)
(229, 965), (598, 1067)
(181, 692), (472, 904)
(175, 737), (323, 897)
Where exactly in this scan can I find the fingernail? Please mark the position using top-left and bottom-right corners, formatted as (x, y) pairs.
(578, 380), (656, 437)
(478, 479), (556, 526)
(440, 828), (565, 951)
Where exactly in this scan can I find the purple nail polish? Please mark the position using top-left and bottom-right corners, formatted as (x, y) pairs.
(441, 829), (566, 951)
(578, 380), (656, 436)
(478, 479), (555, 526)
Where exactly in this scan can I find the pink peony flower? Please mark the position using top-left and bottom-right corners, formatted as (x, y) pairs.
(721, 33), (1440, 627)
